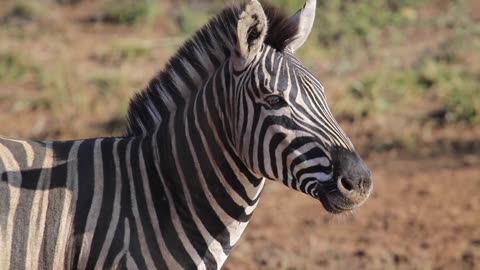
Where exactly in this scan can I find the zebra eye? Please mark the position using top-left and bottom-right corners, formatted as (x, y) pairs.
(265, 95), (287, 109)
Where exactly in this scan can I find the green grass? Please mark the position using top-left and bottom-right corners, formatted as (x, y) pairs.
(37, 63), (81, 114)
(321, 0), (480, 127)
(55, 0), (84, 4)
(269, 0), (306, 13)
(339, 37), (480, 125)
(2, 0), (45, 22)
(310, 0), (422, 48)
(0, 52), (38, 82)
(175, 7), (211, 35)
(270, 0), (427, 72)
(94, 40), (152, 65)
(444, 72), (480, 124)
(98, 0), (160, 25)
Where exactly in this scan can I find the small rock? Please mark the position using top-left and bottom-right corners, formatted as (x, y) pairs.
(393, 254), (409, 264)
(462, 250), (475, 268)
(471, 239), (480, 246)
(353, 250), (367, 258)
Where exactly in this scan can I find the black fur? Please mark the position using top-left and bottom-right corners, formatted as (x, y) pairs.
(261, 1), (300, 51)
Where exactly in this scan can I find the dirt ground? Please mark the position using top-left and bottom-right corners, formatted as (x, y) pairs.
(1, 1), (479, 269)
(224, 153), (480, 270)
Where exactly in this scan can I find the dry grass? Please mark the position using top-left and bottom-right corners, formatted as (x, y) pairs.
(0, 0), (478, 151)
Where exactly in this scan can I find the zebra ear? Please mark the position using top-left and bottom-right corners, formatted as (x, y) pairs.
(234, 0), (268, 70)
(287, 0), (316, 53)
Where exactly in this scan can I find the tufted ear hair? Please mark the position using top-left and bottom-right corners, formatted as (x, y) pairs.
(233, 0), (268, 71)
(287, 0), (316, 53)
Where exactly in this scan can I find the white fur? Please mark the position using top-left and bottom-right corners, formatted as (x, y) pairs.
(234, 0), (268, 70)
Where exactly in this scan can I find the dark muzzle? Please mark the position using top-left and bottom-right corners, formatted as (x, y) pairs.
(318, 146), (372, 213)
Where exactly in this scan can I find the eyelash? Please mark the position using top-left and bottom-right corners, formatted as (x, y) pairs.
(265, 95), (288, 109)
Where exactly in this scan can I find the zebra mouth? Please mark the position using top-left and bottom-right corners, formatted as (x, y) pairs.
(317, 190), (349, 214)
(315, 182), (363, 214)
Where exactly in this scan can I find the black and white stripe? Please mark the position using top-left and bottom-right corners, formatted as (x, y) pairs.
(1, 1), (372, 269)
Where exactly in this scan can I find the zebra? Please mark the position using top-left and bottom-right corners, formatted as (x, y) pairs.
(0, 0), (372, 269)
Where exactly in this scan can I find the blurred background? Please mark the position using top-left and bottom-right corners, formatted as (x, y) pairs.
(0, 0), (479, 269)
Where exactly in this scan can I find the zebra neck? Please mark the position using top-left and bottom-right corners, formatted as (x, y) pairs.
(145, 111), (265, 263)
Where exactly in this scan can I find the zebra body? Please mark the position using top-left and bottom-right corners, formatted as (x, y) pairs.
(0, 132), (261, 269)
(1, 1), (372, 269)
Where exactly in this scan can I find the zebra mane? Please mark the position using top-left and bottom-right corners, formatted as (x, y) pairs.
(125, 1), (299, 135)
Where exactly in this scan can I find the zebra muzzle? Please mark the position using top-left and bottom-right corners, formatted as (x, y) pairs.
(317, 147), (373, 213)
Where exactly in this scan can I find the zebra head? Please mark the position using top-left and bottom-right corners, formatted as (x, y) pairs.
(230, 0), (372, 213)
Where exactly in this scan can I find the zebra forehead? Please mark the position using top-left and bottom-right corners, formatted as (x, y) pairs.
(265, 53), (325, 94)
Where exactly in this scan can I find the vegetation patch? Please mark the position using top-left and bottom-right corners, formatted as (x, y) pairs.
(55, 0), (84, 5)
(311, 0), (422, 48)
(340, 38), (480, 125)
(0, 52), (38, 82)
(1, 0), (45, 23)
(97, 0), (160, 25)
(330, 0), (480, 126)
(175, 8), (211, 35)
(93, 41), (152, 65)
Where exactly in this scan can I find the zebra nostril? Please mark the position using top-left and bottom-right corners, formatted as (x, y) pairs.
(339, 177), (354, 192)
